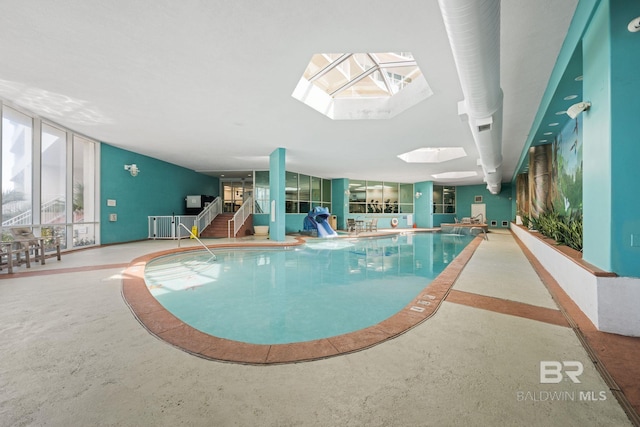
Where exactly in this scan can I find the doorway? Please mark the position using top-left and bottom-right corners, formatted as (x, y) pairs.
(222, 179), (252, 212)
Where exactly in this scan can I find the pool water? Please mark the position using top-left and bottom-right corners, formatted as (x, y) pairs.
(144, 233), (473, 344)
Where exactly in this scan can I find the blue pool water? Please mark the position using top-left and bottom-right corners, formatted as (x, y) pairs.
(144, 233), (473, 344)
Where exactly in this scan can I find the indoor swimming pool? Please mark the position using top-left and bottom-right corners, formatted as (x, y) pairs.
(143, 233), (474, 345)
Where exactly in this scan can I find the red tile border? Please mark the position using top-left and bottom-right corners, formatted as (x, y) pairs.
(446, 289), (569, 328)
(512, 230), (640, 425)
(121, 234), (483, 365)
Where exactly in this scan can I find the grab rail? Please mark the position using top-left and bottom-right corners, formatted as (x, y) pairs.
(470, 226), (488, 240)
(228, 196), (253, 238)
(177, 223), (217, 260)
(195, 197), (222, 237)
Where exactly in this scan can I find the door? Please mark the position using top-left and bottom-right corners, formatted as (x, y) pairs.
(471, 203), (486, 223)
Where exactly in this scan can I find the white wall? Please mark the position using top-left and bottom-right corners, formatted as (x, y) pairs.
(511, 224), (640, 337)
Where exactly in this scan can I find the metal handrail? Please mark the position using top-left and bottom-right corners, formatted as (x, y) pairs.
(177, 223), (217, 260)
(228, 196), (253, 238)
(470, 226), (488, 240)
(195, 197), (222, 237)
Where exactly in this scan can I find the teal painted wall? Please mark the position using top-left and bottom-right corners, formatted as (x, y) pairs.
(100, 144), (218, 244)
(583, 0), (612, 271)
(576, 0), (640, 277)
(433, 214), (455, 227)
(253, 213), (269, 226)
(607, 0), (640, 276)
(269, 148), (286, 241)
(456, 184), (514, 228)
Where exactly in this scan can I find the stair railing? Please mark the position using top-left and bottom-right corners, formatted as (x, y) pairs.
(195, 197), (222, 237)
(228, 196), (253, 238)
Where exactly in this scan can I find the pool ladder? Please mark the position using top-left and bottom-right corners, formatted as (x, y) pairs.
(177, 223), (217, 260)
(470, 226), (488, 241)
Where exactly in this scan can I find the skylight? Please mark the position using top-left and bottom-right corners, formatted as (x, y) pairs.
(431, 171), (478, 180)
(397, 147), (467, 163)
(303, 53), (421, 99)
(292, 52), (432, 120)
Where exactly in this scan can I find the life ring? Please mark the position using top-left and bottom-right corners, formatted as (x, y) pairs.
(390, 218), (399, 228)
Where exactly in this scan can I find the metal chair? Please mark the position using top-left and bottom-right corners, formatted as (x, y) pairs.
(365, 218), (378, 232)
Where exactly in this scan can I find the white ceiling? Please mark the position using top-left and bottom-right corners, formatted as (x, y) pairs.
(0, 0), (578, 186)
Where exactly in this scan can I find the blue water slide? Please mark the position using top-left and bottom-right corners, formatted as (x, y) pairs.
(317, 220), (338, 237)
(303, 206), (338, 238)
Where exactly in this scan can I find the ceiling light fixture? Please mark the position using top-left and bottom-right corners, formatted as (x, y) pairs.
(567, 101), (591, 119)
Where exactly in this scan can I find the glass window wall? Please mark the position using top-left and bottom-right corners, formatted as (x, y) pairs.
(1, 101), (100, 250)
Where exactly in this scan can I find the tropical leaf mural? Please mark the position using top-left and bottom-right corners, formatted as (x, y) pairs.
(551, 116), (583, 216)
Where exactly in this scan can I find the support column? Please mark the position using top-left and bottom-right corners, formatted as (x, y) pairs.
(269, 148), (286, 242)
(331, 179), (349, 231)
(414, 181), (433, 228)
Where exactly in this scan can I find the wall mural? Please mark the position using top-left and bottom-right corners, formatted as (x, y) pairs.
(551, 115), (583, 216)
(516, 116), (583, 251)
(517, 116), (583, 219)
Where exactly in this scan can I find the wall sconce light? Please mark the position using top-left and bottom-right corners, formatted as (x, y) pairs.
(628, 16), (640, 32)
(124, 164), (140, 177)
(344, 189), (351, 196)
(415, 192), (423, 199)
(566, 101), (591, 119)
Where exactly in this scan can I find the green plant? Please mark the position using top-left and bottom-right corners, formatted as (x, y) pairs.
(529, 209), (582, 252)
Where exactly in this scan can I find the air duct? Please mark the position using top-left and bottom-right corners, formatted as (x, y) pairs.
(438, 0), (503, 194)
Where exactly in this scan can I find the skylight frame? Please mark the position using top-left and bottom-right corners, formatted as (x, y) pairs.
(304, 52), (421, 99)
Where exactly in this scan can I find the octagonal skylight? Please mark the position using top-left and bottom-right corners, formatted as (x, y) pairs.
(397, 147), (467, 163)
(292, 52), (432, 120)
(432, 171), (478, 180)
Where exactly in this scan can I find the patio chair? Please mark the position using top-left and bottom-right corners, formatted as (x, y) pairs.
(347, 218), (358, 234)
(0, 241), (31, 273)
(365, 218), (378, 232)
(10, 227), (61, 264)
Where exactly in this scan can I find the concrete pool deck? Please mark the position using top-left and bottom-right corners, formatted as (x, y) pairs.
(1, 229), (638, 426)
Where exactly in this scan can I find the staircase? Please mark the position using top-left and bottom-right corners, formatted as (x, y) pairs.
(200, 213), (254, 238)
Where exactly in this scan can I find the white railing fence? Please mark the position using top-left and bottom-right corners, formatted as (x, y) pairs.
(228, 196), (253, 238)
(148, 197), (221, 240)
(196, 197), (222, 237)
(148, 215), (197, 239)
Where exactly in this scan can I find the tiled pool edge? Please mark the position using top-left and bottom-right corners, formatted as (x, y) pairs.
(121, 235), (484, 365)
